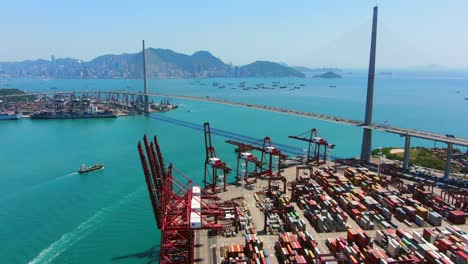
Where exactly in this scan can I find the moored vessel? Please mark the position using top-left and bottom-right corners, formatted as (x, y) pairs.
(30, 110), (116, 120)
(0, 113), (22, 121)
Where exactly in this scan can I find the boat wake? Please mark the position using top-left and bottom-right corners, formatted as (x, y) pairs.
(28, 188), (144, 264)
(53, 172), (78, 181)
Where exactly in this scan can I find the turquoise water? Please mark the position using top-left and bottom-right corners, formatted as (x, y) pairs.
(0, 72), (467, 263)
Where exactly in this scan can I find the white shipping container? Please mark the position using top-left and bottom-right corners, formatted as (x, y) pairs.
(190, 212), (202, 229)
(191, 196), (201, 212)
(192, 186), (201, 196)
(413, 231), (423, 241)
(376, 230), (383, 244)
(387, 238), (401, 258)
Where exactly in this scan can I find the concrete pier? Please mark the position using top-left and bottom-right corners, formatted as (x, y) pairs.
(444, 143), (453, 179)
(360, 6), (378, 162)
(403, 135), (411, 171)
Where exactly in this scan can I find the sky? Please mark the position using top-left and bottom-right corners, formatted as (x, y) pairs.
(1, 0), (468, 68)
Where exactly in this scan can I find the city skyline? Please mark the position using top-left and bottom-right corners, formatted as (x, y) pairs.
(2, 0), (468, 68)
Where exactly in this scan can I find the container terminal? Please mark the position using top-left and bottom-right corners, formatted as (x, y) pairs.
(0, 90), (177, 120)
(137, 122), (468, 264)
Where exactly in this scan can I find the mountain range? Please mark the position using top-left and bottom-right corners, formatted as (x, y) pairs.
(0, 49), (305, 79)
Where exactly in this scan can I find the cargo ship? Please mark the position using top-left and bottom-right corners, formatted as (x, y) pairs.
(78, 163), (104, 174)
(0, 113), (22, 120)
(30, 110), (116, 119)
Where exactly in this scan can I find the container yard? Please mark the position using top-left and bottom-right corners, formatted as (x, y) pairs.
(137, 122), (468, 264)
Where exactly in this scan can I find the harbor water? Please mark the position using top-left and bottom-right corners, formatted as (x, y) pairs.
(0, 71), (467, 263)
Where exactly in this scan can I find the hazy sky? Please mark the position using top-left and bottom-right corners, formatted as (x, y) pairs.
(2, 0), (468, 68)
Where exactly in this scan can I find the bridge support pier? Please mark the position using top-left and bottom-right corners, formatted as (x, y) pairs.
(361, 129), (373, 162)
(444, 143), (453, 180)
(403, 135), (411, 171)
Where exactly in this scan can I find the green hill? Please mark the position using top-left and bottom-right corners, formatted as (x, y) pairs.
(0, 88), (36, 103)
(0, 49), (304, 79)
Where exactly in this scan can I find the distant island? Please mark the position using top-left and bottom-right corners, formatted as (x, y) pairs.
(313, 71), (342, 79)
(0, 49), (304, 79)
(379, 71), (393, 75)
(293, 66), (342, 73)
(237, 61), (304, 78)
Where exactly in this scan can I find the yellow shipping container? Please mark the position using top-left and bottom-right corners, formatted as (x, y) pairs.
(416, 206), (428, 220)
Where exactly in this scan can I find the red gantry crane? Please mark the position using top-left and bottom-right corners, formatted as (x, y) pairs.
(226, 137), (287, 193)
(225, 140), (262, 185)
(204, 122), (231, 193)
(138, 135), (225, 264)
(289, 128), (335, 165)
(259, 137), (288, 193)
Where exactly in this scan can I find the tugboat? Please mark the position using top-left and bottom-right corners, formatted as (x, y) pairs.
(78, 163), (104, 174)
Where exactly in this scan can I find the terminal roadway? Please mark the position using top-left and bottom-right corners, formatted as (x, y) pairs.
(6, 90), (468, 147)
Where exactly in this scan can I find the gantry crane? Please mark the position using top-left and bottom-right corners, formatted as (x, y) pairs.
(289, 128), (335, 164)
(226, 140), (262, 183)
(259, 137), (288, 193)
(441, 188), (468, 211)
(204, 122), (231, 193)
(138, 135), (225, 264)
(226, 137), (287, 192)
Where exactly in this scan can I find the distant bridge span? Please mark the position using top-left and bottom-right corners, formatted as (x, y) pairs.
(5, 90), (468, 147)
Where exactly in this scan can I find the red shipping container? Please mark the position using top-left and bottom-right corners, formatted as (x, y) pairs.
(448, 210), (466, 225)
(348, 229), (357, 243)
(458, 251), (468, 261)
(351, 209), (361, 219)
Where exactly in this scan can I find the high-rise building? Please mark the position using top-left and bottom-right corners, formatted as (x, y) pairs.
(50, 55), (57, 78)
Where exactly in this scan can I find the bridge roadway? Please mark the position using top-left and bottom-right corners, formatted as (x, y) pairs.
(5, 90), (468, 147)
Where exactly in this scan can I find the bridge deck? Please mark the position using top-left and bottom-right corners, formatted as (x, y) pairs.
(5, 91), (468, 146)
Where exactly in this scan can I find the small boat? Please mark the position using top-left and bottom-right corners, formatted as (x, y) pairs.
(78, 163), (104, 174)
(329, 85), (336, 88)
